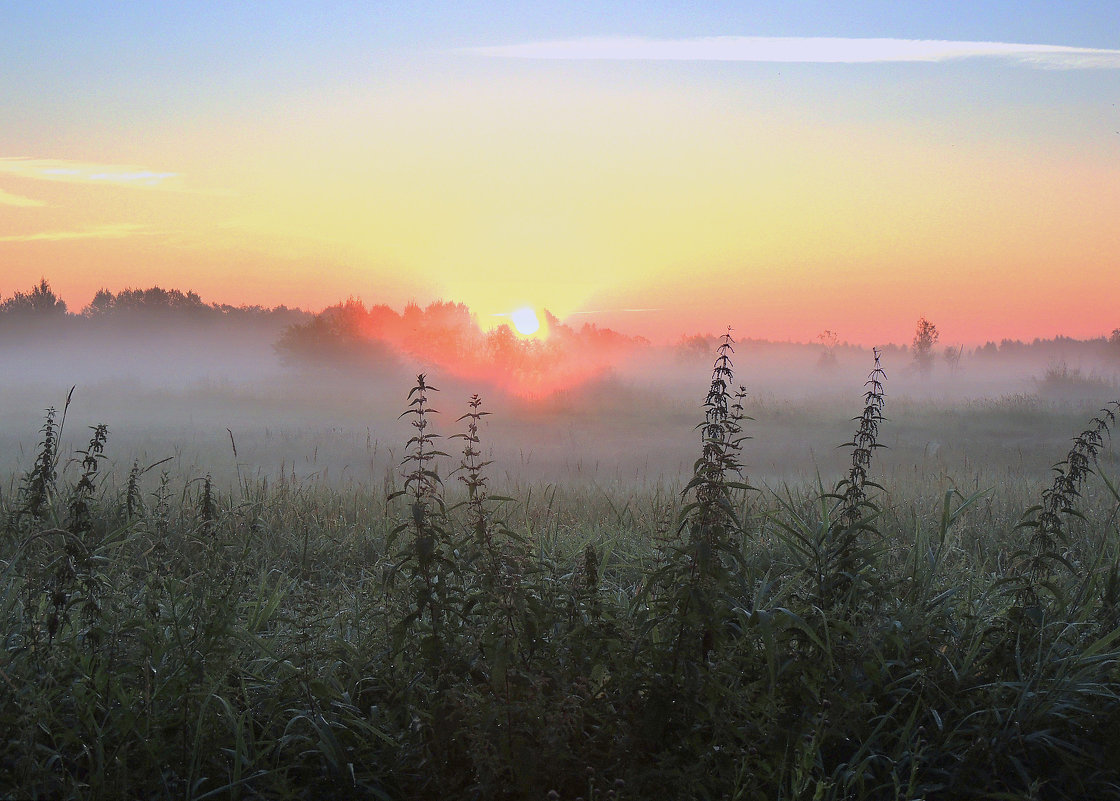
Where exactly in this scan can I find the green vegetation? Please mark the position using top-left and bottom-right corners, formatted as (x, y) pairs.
(3, 338), (1120, 800)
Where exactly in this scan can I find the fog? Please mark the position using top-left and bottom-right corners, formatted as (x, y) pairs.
(3, 312), (1119, 503)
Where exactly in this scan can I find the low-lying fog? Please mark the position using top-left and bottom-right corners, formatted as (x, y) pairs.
(3, 316), (1119, 500)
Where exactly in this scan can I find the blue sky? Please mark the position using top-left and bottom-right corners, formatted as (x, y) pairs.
(2, 2), (1119, 344)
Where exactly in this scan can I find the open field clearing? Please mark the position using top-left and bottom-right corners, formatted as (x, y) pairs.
(3, 344), (1120, 800)
(8, 3), (1120, 797)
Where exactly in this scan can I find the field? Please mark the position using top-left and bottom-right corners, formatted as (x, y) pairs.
(3, 342), (1120, 800)
(10, 3), (1120, 798)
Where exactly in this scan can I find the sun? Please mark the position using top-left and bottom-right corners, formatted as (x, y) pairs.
(510, 306), (540, 336)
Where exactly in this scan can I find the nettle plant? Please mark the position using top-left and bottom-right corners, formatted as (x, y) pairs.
(826, 348), (888, 605)
(647, 329), (752, 669)
(1015, 400), (1120, 611)
(450, 393), (527, 626)
(453, 394), (494, 558)
(771, 349), (888, 613)
(388, 374), (454, 668)
(16, 397), (68, 525)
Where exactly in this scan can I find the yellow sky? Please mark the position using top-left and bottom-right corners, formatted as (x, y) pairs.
(3, 62), (1119, 345)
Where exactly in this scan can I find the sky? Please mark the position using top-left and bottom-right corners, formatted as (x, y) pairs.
(2, 1), (1119, 346)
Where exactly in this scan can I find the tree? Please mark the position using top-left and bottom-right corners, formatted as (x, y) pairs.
(943, 344), (963, 375)
(912, 317), (939, 374)
(84, 288), (115, 316)
(0, 278), (67, 316)
(816, 329), (840, 369)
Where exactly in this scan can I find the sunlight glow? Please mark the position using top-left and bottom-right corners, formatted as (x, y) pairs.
(511, 306), (540, 336)
(5, 10), (1120, 346)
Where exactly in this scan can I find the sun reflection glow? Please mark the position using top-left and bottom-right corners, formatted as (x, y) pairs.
(281, 299), (645, 398)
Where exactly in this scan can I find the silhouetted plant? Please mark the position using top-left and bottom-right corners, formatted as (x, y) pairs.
(451, 394), (526, 634)
(576, 541), (603, 624)
(17, 420), (112, 646)
(60, 425), (110, 628)
(19, 407), (59, 523)
(17, 389), (73, 524)
(118, 456), (172, 525)
(389, 374), (452, 667)
(152, 469), (172, 537)
(67, 424), (108, 536)
(453, 394), (493, 553)
(771, 351), (889, 612)
(826, 348), (887, 606)
(1020, 400), (1120, 587)
(126, 459), (143, 520)
(653, 328), (751, 667)
(688, 328), (749, 543)
(198, 473), (215, 535)
(837, 348), (887, 529)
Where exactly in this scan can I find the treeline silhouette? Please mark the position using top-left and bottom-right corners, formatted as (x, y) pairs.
(974, 333), (1120, 362)
(679, 330), (1120, 364)
(0, 279), (305, 323)
(3, 278), (1118, 367)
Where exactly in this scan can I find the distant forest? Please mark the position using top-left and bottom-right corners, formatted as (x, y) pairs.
(2, 278), (1119, 367)
(0, 278), (306, 323)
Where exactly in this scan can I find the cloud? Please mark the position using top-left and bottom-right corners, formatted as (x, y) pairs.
(458, 36), (1120, 69)
(89, 171), (179, 183)
(0, 157), (180, 188)
(0, 188), (46, 207)
(567, 308), (662, 315)
(0, 223), (148, 243)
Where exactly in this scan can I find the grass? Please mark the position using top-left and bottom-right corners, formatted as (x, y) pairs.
(2, 341), (1120, 800)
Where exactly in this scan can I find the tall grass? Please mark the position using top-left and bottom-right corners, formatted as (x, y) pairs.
(1, 348), (1119, 800)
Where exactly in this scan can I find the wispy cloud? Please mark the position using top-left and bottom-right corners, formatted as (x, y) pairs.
(0, 188), (46, 207)
(0, 223), (148, 243)
(568, 308), (662, 314)
(0, 157), (180, 188)
(459, 36), (1120, 69)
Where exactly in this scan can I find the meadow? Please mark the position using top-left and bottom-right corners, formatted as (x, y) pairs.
(2, 338), (1120, 800)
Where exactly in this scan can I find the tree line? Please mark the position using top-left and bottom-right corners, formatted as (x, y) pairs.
(3, 279), (1118, 367)
(0, 279), (305, 322)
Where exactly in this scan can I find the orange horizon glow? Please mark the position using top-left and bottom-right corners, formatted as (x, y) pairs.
(282, 299), (645, 398)
(3, 265), (1119, 350)
(3, 30), (1120, 349)
(4, 114), (1118, 348)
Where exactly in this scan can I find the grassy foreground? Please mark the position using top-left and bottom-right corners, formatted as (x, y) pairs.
(3, 347), (1120, 800)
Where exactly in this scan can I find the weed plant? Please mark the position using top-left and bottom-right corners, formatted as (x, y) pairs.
(1, 350), (1120, 800)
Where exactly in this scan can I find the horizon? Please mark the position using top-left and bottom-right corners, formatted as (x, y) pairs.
(7, 7), (1120, 793)
(6, 277), (1120, 357)
(3, 3), (1119, 348)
